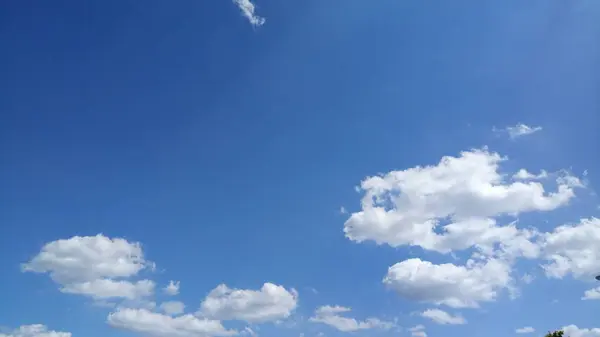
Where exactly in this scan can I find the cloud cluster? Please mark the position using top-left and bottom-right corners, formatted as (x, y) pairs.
(344, 149), (589, 308)
(16, 143), (599, 336)
(22, 234), (298, 337)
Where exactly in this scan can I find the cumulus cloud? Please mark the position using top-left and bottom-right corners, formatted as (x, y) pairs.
(0, 325), (71, 337)
(22, 234), (149, 283)
(165, 281), (180, 296)
(161, 301), (186, 316)
(562, 325), (600, 337)
(309, 305), (395, 332)
(344, 149), (577, 255)
(199, 283), (298, 323)
(384, 257), (511, 308)
(582, 287), (600, 300)
(516, 327), (535, 333)
(108, 308), (237, 337)
(493, 123), (542, 139)
(344, 149), (587, 307)
(540, 218), (600, 280)
(232, 0), (265, 27)
(22, 234), (154, 302)
(420, 309), (466, 325)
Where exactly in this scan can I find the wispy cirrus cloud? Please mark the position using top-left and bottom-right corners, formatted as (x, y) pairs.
(493, 123), (542, 139)
(233, 0), (265, 27)
(516, 327), (535, 334)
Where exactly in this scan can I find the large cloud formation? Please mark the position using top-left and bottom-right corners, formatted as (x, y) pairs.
(345, 149), (587, 308)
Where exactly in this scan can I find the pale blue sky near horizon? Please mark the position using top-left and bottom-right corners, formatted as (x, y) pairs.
(1, 1), (599, 337)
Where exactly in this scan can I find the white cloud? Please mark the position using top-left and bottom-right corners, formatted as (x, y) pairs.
(344, 149), (577, 255)
(22, 234), (149, 283)
(108, 308), (237, 337)
(199, 283), (298, 323)
(562, 325), (600, 337)
(420, 309), (466, 325)
(232, 0), (265, 27)
(344, 149), (587, 307)
(409, 325), (427, 337)
(161, 301), (186, 316)
(309, 305), (395, 332)
(494, 123), (542, 139)
(516, 327), (535, 333)
(0, 325), (71, 337)
(384, 257), (512, 308)
(582, 287), (600, 300)
(540, 218), (600, 280)
(513, 169), (548, 180)
(22, 235), (153, 302)
(61, 279), (155, 300)
(165, 281), (180, 296)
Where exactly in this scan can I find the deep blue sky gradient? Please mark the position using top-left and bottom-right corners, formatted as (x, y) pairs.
(1, 1), (599, 337)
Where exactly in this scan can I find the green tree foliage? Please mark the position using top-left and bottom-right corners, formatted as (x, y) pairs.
(545, 331), (564, 337)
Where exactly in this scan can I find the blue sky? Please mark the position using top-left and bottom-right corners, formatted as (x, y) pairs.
(1, 1), (599, 337)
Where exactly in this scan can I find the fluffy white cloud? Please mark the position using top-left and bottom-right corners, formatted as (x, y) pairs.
(516, 327), (535, 333)
(22, 234), (149, 283)
(420, 309), (466, 325)
(309, 306), (395, 332)
(384, 257), (512, 308)
(0, 325), (71, 337)
(161, 301), (186, 316)
(165, 281), (181, 296)
(540, 218), (600, 280)
(22, 235), (154, 301)
(344, 149), (577, 255)
(232, 0), (265, 27)
(344, 149), (586, 307)
(562, 325), (600, 337)
(199, 283), (298, 323)
(108, 308), (237, 337)
(582, 287), (600, 300)
(61, 279), (155, 300)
